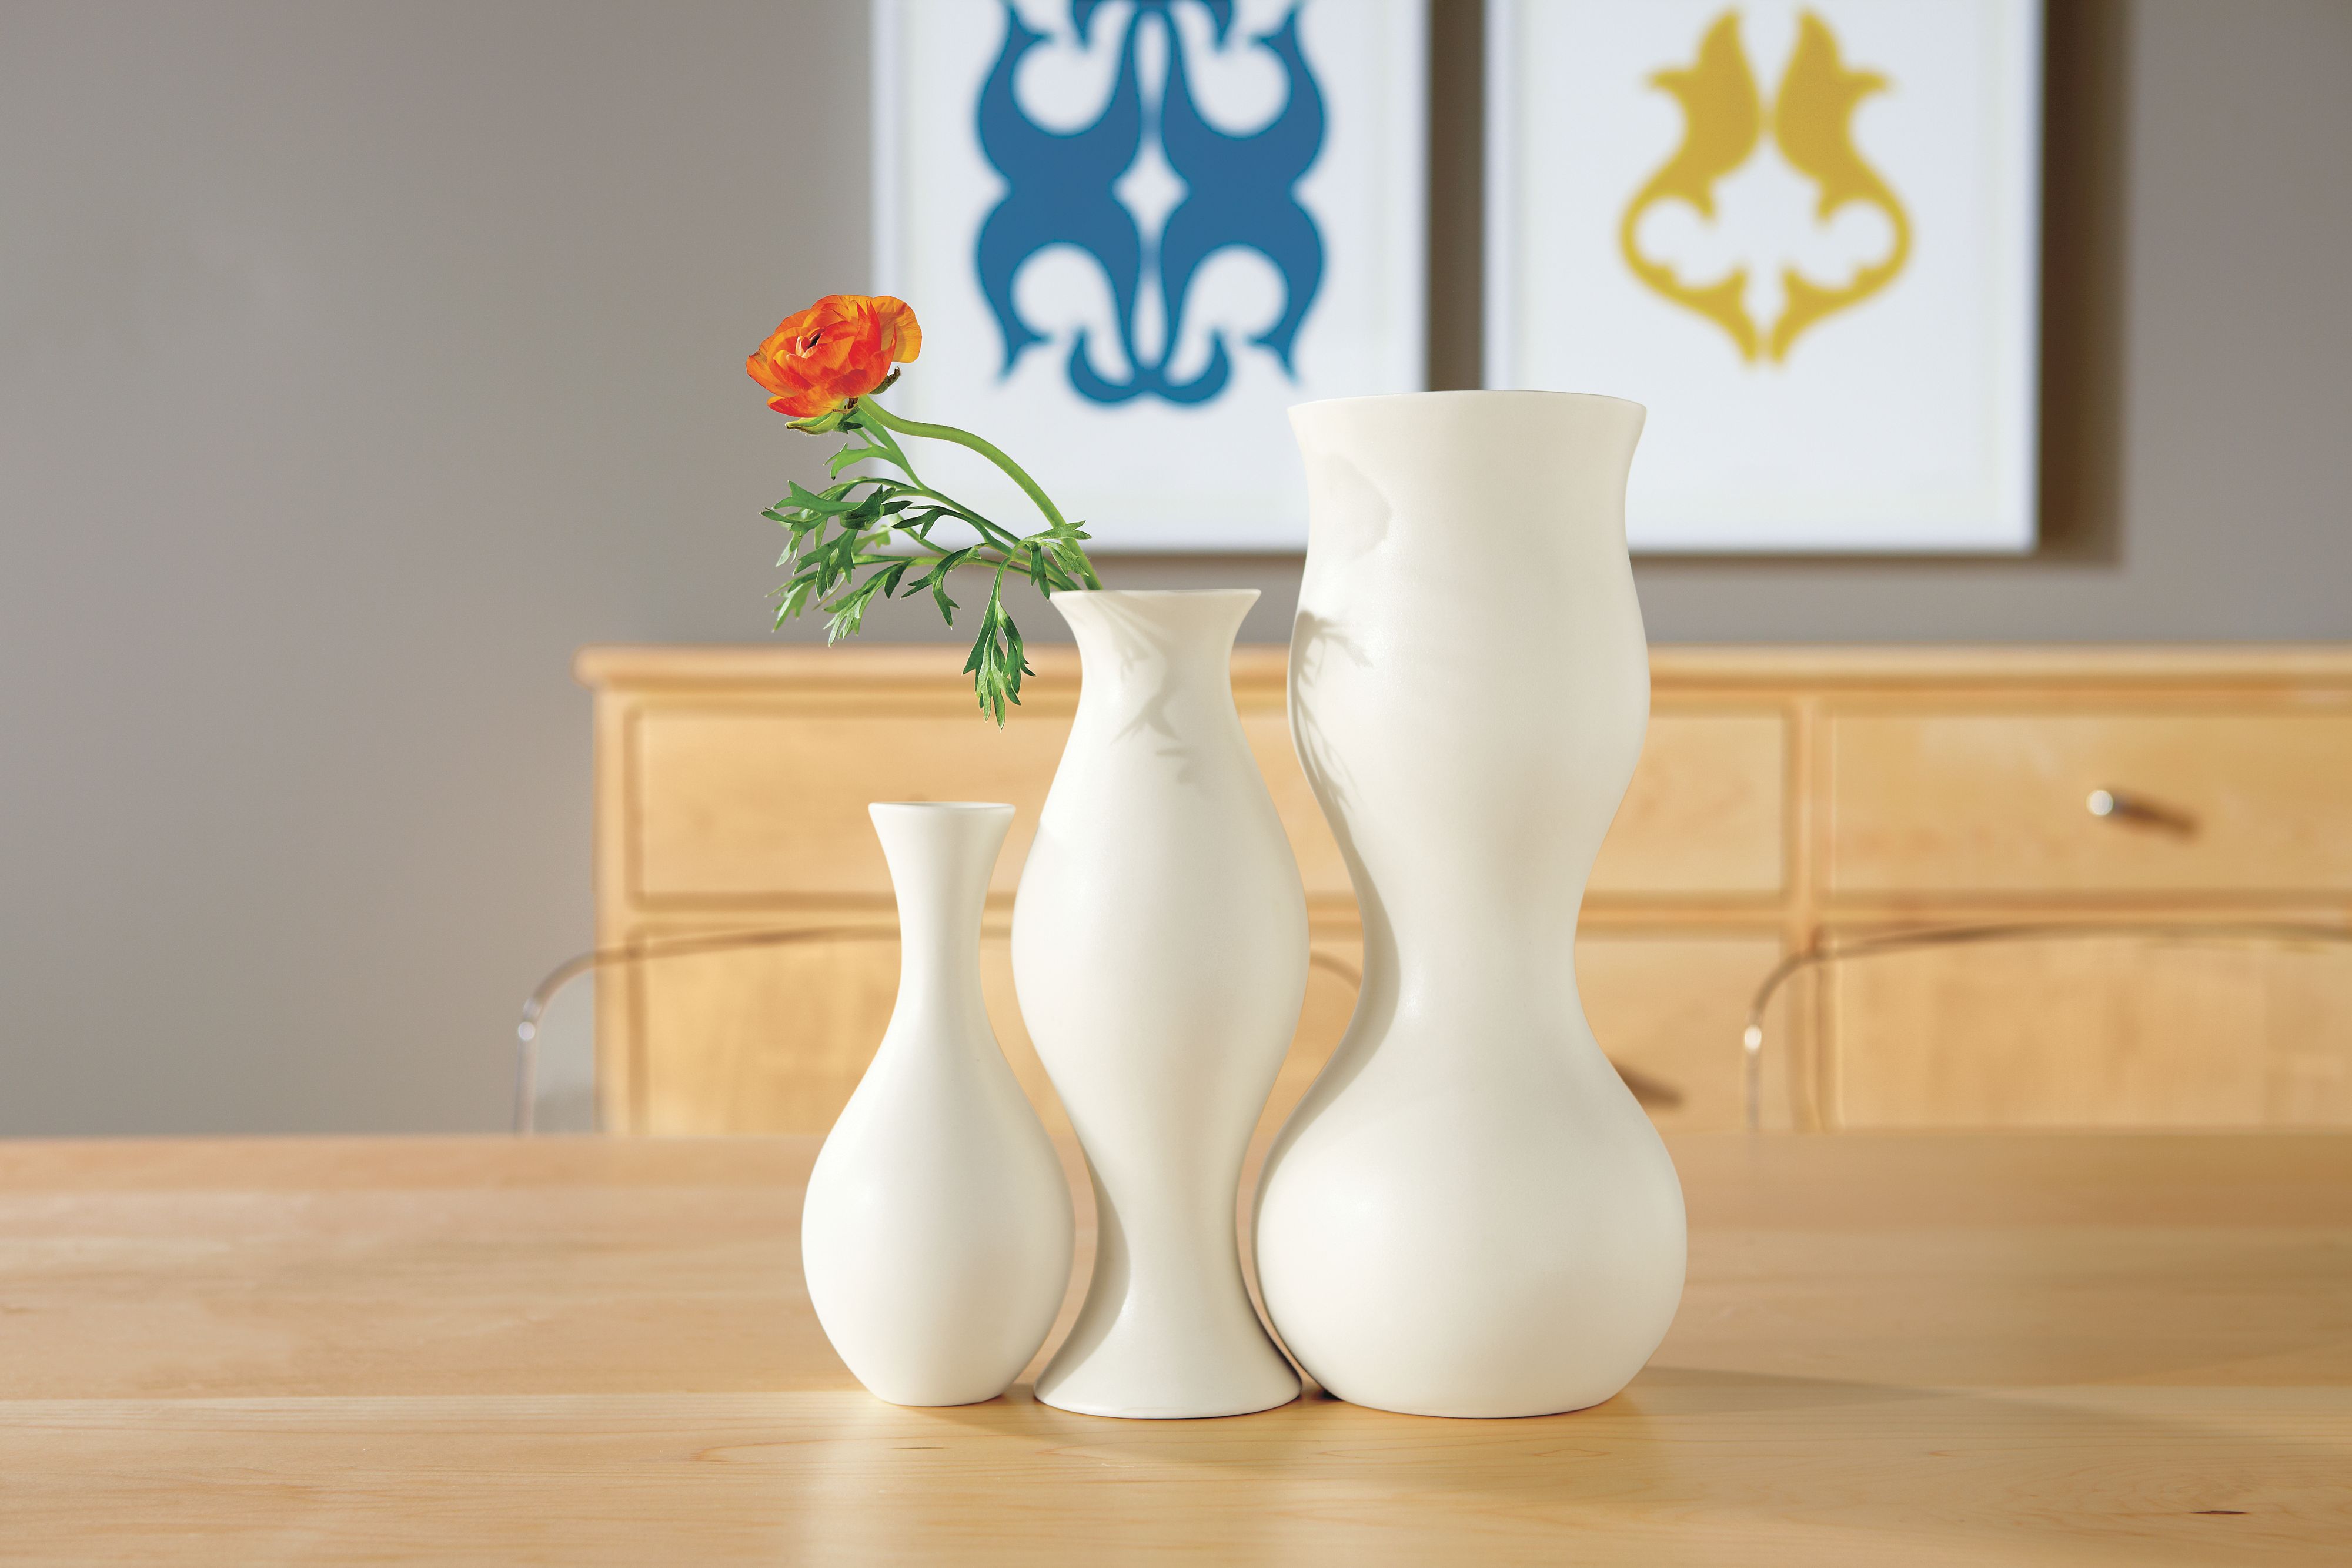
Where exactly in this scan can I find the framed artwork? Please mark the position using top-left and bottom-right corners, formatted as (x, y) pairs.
(874, 0), (1428, 552)
(1486, 0), (2043, 553)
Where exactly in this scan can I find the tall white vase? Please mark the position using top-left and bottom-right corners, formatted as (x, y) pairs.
(1257, 391), (1688, 1419)
(801, 801), (1073, 1407)
(1012, 589), (1307, 1419)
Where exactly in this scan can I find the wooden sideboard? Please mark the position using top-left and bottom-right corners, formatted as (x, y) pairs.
(577, 645), (2352, 1137)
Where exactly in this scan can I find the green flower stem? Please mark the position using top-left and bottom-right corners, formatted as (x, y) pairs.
(855, 396), (1104, 590)
(840, 451), (1041, 569)
(850, 418), (930, 492)
(766, 384), (1102, 723)
(856, 396), (1061, 526)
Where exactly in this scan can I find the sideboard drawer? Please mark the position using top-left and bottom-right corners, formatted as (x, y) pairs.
(630, 708), (1070, 903)
(630, 698), (1785, 908)
(1827, 713), (2352, 895)
(627, 698), (1358, 910)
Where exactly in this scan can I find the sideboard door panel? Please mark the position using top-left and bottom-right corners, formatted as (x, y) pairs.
(1828, 935), (2352, 1128)
(1577, 935), (1792, 1131)
(633, 933), (900, 1135)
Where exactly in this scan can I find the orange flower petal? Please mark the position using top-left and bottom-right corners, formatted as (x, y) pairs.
(870, 296), (923, 364)
(769, 389), (841, 418)
(746, 349), (798, 399)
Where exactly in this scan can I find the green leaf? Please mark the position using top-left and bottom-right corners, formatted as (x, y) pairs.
(821, 477), (881, 501)
(913, 546), (973, 586)
(769, 571), (818, 628)
(804, 529), (861, 597)
(907, 547), (968, 624)
(786, 406), (850, 436)
(828, 443), (892, 479)
(788, 482), (860, 517)
(821, 571), (891, 644)
(954, 576), (1035, 727)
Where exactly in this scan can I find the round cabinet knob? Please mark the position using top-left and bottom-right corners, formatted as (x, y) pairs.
(2084, 787), (2197, 836)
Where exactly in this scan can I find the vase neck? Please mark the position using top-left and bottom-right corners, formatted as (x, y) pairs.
(869, 803), (1011, 1043)
(1051, 589), (1255, 691)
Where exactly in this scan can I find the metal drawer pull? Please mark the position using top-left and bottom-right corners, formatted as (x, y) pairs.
(2086, 787), (2197, 835)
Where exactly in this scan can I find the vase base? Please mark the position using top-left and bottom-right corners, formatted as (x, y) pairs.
(1031, 1383), (1301, 1421)
(1318, 1385), (1629, 1420)
(860, 1385), (1018, 1409)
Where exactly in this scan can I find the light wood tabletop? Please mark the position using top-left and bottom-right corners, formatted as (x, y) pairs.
(3, 1133), (2347, 1565)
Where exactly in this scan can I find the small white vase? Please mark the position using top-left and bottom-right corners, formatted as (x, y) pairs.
(1012, 589), (1307, 1419)
(1256, 390), (1688, 1419)
(801, 801), (1073, 1407)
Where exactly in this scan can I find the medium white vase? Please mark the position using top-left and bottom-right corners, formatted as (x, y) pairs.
(801, 801), (1073, 1407)
(1011, 589), (1307, 1419)
(1257, 390), (1688, 1419)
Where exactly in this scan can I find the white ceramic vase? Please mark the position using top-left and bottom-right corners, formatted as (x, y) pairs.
(801, 801), (1073, 1407)
(1256, 391), (1688, 1419)
(1012, 589), (1307, 1419)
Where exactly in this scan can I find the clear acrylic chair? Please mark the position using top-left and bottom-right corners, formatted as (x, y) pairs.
(512, 927), (885, 1134)
(511, 935), (1689, 1134)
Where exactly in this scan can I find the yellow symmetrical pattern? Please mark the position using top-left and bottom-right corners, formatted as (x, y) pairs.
(1620, 9), (1912, 364)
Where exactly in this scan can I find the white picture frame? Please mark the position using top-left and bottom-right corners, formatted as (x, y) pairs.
(874, 0), (1428, 552)
(1486, 0), (2044, 553)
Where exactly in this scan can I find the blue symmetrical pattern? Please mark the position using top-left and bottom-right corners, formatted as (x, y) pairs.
(975, 0), (1326, 405)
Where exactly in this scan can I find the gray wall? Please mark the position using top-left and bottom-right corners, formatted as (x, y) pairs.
(2, 1), (2347, 1135)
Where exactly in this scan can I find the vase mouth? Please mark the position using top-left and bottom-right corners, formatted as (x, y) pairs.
(1290, 388), (1646, 419)
(869, 800), (1015, 815)
(1047, 588), (1262, 603)
(1048, 586), (1259, 650)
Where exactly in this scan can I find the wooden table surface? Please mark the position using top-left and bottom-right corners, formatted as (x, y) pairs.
(3, 1133), (2348, 1566)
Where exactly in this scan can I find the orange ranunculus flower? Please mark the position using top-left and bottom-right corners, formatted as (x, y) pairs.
(747, 293), (922, 419)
